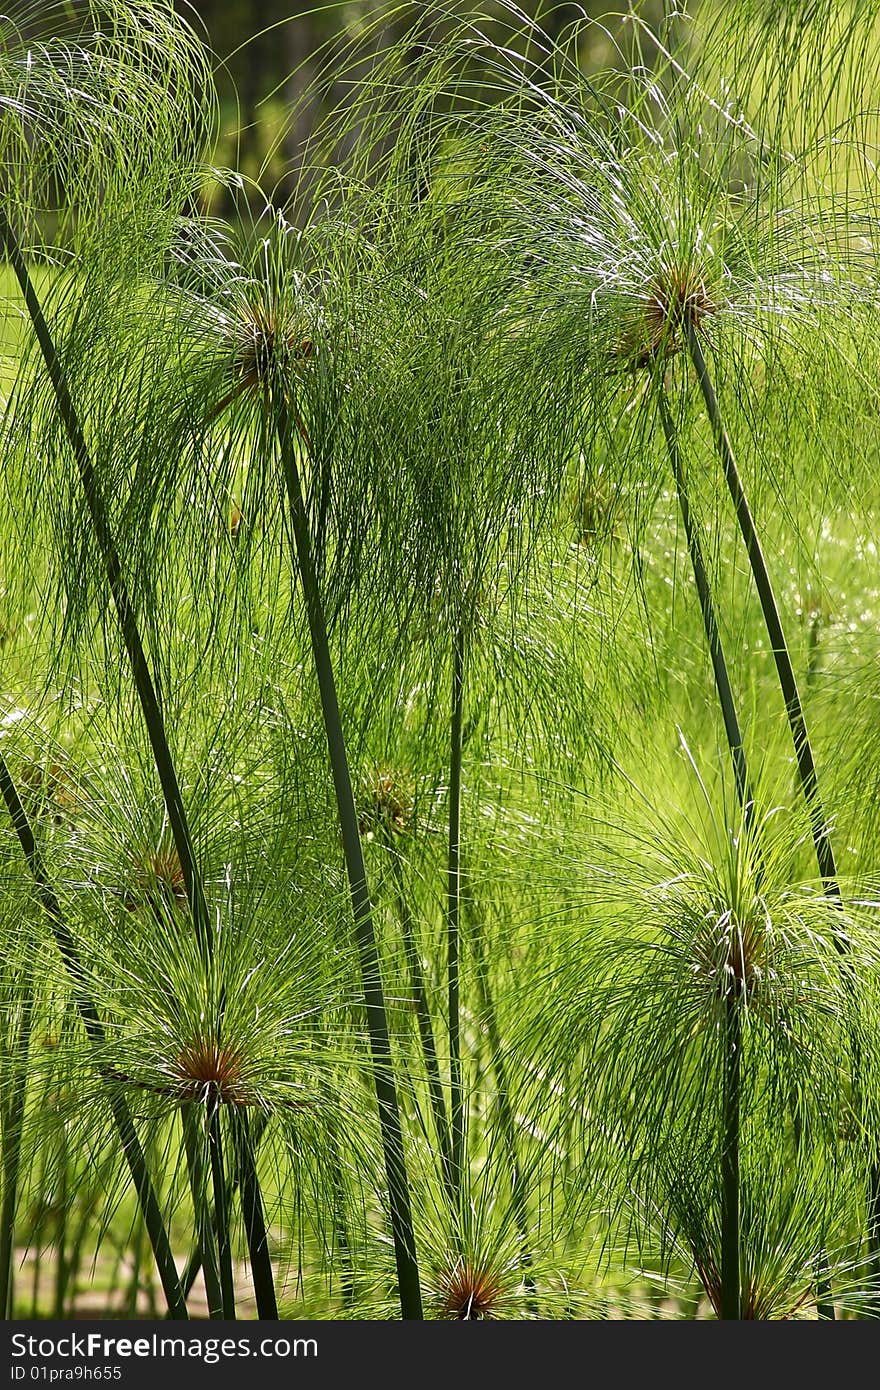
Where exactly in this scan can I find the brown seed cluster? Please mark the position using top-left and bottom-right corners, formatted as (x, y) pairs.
(621, 261), (716, 369)
(107, 1034), (254, 1108)
(232, 300), (313, 398)
(436, 1257), (507, 1320)
(170, 1034), (250, 1106)
(208, 299), (314, 423)
(19, 760), (81, 824)
(690, 910), (769, 1004)
(698, 1256), (812, 1320)
(358, 766), (414, 839)
(570, 479), (618, 547)
(123, 846), (187, 915)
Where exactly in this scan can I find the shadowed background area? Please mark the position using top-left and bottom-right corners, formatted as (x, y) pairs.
(176, 1), (678, 210)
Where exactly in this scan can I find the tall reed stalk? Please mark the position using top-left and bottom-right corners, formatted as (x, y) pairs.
(683, 324), (839, 898)
(176, 1111), (274, 1314)
(275, 399), (422, 1319)
(0, 952), (34, 1318)
(721, 992), (742, 1319)
(231, 1109), (278, 1319)
(656, 390), (754, 823)
(660, 375), (833, 1318)
(595, 374), (759, 1320)
(0, 207), (283, 1318)
(384, 836), (453, 1198)
(447, 626), (466, 1210)
(0, 208), (212, 960)
(207, 1108), (235, 1318)
(181, 1105), (224, 1319)
(0, 753), (187, 1318)
(678, 326), (859, 1313)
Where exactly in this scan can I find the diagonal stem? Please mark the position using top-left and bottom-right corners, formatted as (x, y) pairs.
(684, 323), (838, 892)
(0, 754), (188, 1318)
(684, 325), (859, 1312)
(207, 1106), (235, 1318)
(231, 1108), (278, 1320)
(385, 838), (454, 1201)
(181, 1105), (223, 1320)
(0, 953), (34, 1319)
(721, 993), (741, 1320)
(658, 386), (762, 1321)
(657, 389), (754, 823)
(275, 400), (422, 1320)
(175, 1110), (270, 1309)
(0, 208), (211, 961)
(447, 626), (465, 1211)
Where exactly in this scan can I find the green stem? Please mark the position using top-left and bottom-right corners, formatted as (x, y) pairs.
(0, 958), (35, 1319)
(178, 1245), (202, 1306)
(0, 754), (188, 1318)
(816, 1253), (834, 1321)
(0, 208), (211, 960)
(657, 389), (754, 821)
(181, 1105), (223, 1319)
(447, 626), (465, 1209)
(208, 1107), (236, 1318)
(683, 330), (855, 1308)
(231, 1109), (278, 1320)
(385, 839), (453, 1199)
(721, 994), (741, 1320)
(685, 324), (837, 891)
(175, 1111), (269, 1308)
(326, 1122), (356, 1309)
(661, 381), (752, 1322)
(275, 401), (422, 1320)
(52, 1162), (69, 1318)
(469, 907), (533, 1296)
(124, 1213), (145, 1318)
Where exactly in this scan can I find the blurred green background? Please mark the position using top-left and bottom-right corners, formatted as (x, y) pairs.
(178, 1), (676, 206)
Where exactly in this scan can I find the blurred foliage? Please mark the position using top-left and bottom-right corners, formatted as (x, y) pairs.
(179, 1), (676, 208)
